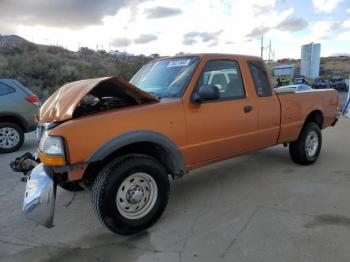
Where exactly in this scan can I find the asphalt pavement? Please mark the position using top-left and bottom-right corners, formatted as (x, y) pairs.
(1, 118), (350, 262)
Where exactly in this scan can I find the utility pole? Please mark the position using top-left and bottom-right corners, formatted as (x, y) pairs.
(260, 35), (264, 59)
(268, 40), (272, 61)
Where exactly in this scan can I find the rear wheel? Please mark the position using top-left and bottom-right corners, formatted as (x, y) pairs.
(91, 154), (170, 235)
(0, 122), (24, 153)
(289, 122), (322, 165)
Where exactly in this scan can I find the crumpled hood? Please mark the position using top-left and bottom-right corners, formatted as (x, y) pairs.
(39, 77), (159, 123)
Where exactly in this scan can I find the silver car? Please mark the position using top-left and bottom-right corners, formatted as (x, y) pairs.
(275, 84), (313, 93)
(0, 79), (39, 153)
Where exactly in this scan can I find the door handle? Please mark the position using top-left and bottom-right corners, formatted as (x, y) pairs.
(244, 105), (253, 113)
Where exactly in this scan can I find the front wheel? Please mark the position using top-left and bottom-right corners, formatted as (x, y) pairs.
(289, 122), (322, 165)
(91, 154), (170, 235)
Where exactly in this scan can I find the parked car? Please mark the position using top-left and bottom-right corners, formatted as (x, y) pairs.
(313, 78), (328, 89)
(275, 84), (313, 92)
(293, 77), (309, 85)
(330, 77), (348, 91)
(19, 54), (338, 234)
(0, 79), (39, 153)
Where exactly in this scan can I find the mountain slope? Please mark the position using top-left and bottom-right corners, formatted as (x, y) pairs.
(0, 35), (32, 47)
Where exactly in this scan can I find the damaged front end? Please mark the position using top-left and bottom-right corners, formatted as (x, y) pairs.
(22, 163), (56, 228)
(11, 152), (56, 228)
(11, 76), (158, 228)
(39, 76), (159, 122)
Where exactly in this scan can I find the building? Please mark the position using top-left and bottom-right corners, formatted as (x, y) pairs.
(300, 43), (321, 79)
(272, 64), (295, 78)
(272, 64), (295, 85)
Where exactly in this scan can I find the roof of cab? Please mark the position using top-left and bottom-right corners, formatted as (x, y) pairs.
(153, 53), (262, 62)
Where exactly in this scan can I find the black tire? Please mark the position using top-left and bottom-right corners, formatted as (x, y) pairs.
(59, 182), (84, 192)
(0, 122), (24, 153)
(289, 122), (322, 165)
(91, 154), (170, 235)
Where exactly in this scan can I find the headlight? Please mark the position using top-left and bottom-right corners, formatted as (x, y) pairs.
(38, 131), (66, 166)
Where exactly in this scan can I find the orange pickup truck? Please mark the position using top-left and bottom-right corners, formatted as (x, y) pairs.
(22, 54), (339, 234)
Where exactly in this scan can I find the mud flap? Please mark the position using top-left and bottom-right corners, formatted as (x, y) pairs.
(23, 164), (56, 228)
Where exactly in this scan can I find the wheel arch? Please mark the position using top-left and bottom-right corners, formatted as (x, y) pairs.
(303, 110), (324, 129)
(83, 130), (186, 183)
(0, 113), (28, 131)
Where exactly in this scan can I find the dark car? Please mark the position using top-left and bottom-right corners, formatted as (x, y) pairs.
(330, 77), (348, 91)
(313, 78), (328, 89)
(0, 79), (39, 153)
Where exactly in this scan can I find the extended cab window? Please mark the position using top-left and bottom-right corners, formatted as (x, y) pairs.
(0, 83), (15, 96)
(197, 60), (245, 99)
(248, 61), (272, 97)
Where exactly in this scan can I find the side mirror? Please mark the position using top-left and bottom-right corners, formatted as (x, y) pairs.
(192, 85), (220, 103)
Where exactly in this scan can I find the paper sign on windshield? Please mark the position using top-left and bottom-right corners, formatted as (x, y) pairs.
(167, 59), (191, 67)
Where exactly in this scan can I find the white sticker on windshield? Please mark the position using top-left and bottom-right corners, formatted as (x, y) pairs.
(167, 59), (191, 67)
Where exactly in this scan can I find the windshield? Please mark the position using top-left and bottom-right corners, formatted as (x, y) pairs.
(130, 56), (199, 98)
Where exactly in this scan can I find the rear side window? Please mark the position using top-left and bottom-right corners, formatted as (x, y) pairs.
(0, 83), (16, 96)
(197, 60), (245, 100)
(248, 61), (272, 97)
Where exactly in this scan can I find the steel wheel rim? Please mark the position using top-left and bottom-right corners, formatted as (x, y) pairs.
(0, 127), (20, 149)
(116, 172), (158, 220)
(305, 130), (319, 158)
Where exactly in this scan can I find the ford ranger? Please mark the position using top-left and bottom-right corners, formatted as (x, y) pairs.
(19, 54), (339, 235)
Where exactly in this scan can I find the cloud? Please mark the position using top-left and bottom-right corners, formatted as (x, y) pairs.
(329, 21), (344, 31)
(0, 0), (145, 30)
(312, 0), (344, 13)
(0, 20), (14, 35)
(347, 8), (350, 13)
(276, 17), (308, 32)
(183, 38), (197, 45)
(134, 34), (158, 44)
(144, 6), (182, 18)
(245, 26), (271, 37)
(336, 31), (350, 41)
(247, 16), (308, 36)
(253, 4), (275, 15)
(182, 31), (223, 46)
(111, 37), (132, 47)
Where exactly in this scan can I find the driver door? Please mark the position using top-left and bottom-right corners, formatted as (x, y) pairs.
(183, 59), (258, 165)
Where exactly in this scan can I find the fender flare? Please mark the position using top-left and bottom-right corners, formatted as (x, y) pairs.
(87, 130), (186, 177)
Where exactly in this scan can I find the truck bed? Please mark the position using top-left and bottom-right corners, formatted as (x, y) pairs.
(276, 88), (339, 143)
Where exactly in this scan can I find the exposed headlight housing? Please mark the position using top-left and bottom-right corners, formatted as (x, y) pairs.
(38, 131), (66, 166)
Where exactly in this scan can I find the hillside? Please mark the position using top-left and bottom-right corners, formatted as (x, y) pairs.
(0, 35), (152, 98)
(320, 56), (350, 78)
(0, 35), (349, 98)
(269, 56), (350, 79)
(0, 35), (31, 47)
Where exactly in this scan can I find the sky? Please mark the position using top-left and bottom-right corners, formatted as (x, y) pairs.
(1, 0), (350, 59)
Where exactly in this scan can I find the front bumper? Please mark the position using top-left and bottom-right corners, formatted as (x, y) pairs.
(23, 163), (57, 228)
